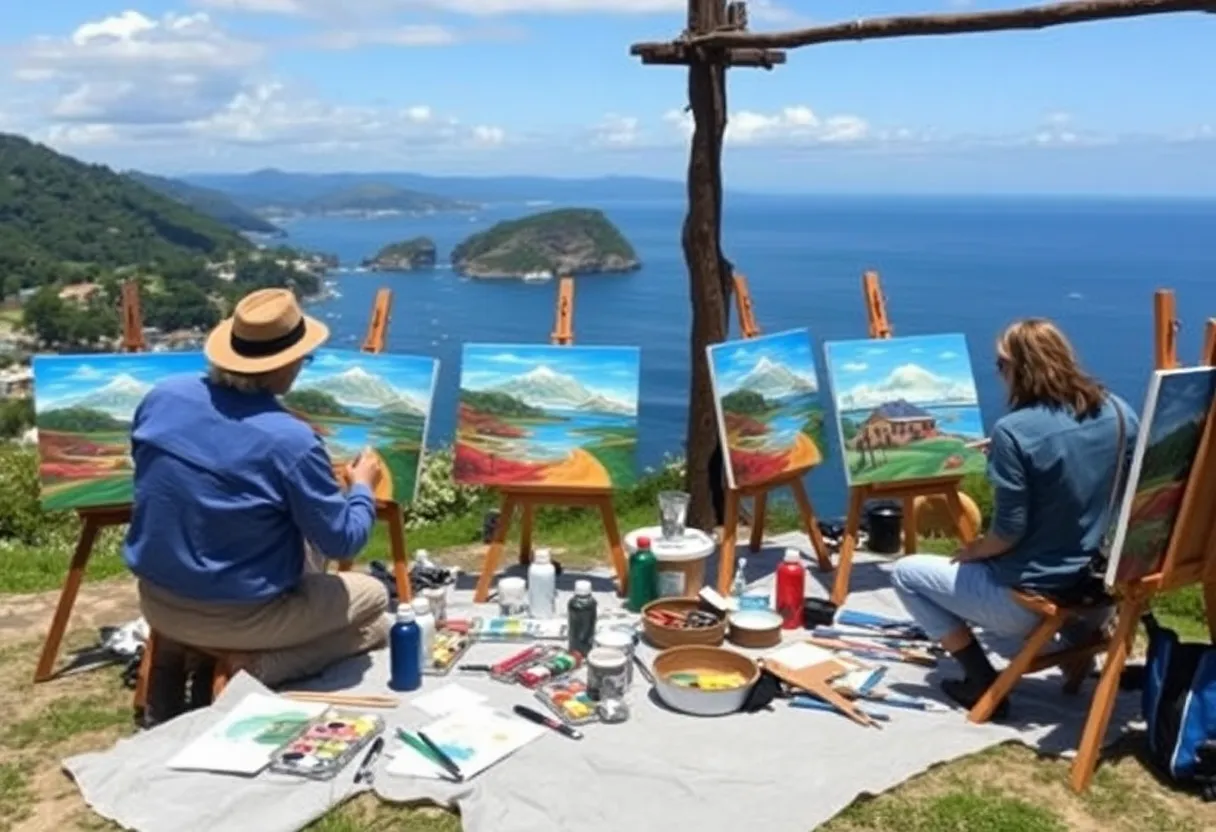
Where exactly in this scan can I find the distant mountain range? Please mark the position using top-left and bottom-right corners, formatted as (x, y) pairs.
(125, 171), (284, 236)
(490, 365), (635, 415)
(300, 366), (426, 415)
(735, 357), (817, 399)
(65, 374), (153, 422)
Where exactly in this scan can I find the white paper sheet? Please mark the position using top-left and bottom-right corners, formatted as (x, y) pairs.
(166, 693), (328, 775)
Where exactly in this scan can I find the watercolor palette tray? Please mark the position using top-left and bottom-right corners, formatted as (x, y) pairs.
(468, 617), (568, 642)
(424, 630), (472, 676)
(268, 709), (384, 781)
(535, 675), (602, 726)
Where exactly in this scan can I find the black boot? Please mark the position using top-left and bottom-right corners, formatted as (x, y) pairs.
(942, 641), (1009, 719)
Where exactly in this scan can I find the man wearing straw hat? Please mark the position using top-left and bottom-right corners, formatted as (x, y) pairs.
(124, 288), (391, 698)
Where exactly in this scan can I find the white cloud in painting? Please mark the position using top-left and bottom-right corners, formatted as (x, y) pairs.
(939, 351), (959, 360)
(841, 362), (868, 372)
(837, 363), (978, 411)
(69, 364), (103, 380)
(864, 347), (887, 356)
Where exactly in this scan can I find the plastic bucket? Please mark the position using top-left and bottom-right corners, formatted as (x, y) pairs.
(626, 529), (716, 598)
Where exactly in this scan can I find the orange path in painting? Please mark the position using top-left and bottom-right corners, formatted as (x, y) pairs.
(539, 448), (611, 488)
(787, 432), (822, 469)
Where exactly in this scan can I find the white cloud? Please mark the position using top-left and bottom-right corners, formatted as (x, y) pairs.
(664, 105), (870, 146)
(838, 364), (978, 411)
(14, 12), (504, 160)
(591, 114), (642, 147)
(306, 25), (461, 49)
(841, 362), (868, 372)
(196, 0), (686, 15)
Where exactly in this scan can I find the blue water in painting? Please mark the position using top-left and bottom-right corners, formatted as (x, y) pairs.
(288, 194), (1216, 517)
(507, 412), (631, 461)
(759, 394), (819, 451)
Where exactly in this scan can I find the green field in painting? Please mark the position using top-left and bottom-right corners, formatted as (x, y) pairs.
(846, 437), (986, 486)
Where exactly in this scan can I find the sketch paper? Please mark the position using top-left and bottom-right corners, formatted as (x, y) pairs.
(707, 328), (828, 488)
(284, 348), (439, 503)
(166, 693), (327, 775)
(33, 351), (206, 511)
(455, 344), (640, 489)
(387, 706), (544, 781)
(1105, 367), (1216, 586)
(410, 684), (488, 718)
(823, 333), (988, 487)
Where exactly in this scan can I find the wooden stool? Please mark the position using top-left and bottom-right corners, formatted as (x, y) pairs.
(968, 590), (1113, 724)
(134, 631), (250, 718)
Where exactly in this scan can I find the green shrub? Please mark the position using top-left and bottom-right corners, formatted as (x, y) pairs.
(0, 445), (76, 546)
(408, 446), (491, 529)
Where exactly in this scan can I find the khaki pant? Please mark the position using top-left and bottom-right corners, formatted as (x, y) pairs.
(137, 555), (391, 687)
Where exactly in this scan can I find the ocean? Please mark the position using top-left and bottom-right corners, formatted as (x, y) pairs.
(288, 194), (1216, 518)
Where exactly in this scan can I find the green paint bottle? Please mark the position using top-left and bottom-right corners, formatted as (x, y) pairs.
(627, 535), (659, 613)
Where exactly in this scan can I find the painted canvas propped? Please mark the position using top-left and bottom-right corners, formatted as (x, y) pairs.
(824, 333), (987, 487)
(707, 327), (828, 489)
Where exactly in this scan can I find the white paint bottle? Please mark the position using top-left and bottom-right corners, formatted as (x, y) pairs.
(527, 548), (558, 619)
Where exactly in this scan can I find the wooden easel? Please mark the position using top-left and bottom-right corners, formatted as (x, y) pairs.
(471, 277), (629, 603)
(335, 287), (412, 603)
(829, 271), (977, 606)
(34, 280), (144, 682)
(715, 274), (832, 595)
(1069, 289), (1216, 792)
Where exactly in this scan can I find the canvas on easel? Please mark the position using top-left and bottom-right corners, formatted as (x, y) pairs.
(706, 275), (833, 597)
(826, 272), (978, 606)
(468, 278), (630, 603)
(1103, 366), (1216, 586)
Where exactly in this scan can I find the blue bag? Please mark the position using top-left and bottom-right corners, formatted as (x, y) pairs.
(1141, 613), (1216, 794)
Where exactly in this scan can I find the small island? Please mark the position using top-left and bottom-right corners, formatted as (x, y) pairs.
(451, 208), (641, 279)
(361, 237), (437, 271)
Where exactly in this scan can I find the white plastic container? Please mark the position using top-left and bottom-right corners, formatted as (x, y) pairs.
(411, 597), (436, 673)
(527, 548), (558, 619)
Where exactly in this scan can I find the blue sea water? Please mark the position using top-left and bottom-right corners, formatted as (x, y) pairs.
(289, 194), (1216, 518)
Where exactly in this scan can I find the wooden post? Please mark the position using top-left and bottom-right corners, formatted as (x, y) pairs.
(1153, 289), (1178, 370)
(830, 272), (976, 606)
(35, 283), (146, 682)
(715, 274), (832, 594)
(336, 287), (411, 603)
(1069, 308), (1216, 792)
(472, 278), (629, 603)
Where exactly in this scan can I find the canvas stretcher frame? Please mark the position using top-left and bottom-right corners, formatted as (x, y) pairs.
(829, 272), (977, 606)
(34, 286), (413, 684)
(470, 278), (630, 604)
(711, 274), (832, 596)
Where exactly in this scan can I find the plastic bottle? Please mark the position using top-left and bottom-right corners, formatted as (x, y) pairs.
(411, 597), (437, 674)
(626, 536), (658, 613)
(775, 548), (807, 630)
(567, 579), (598, 657)
(389, 606), (422, 692)
(527, 548), (558, 619)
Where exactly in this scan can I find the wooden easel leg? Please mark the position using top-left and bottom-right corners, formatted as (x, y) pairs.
(943, 487), (977, 544)
(901, 496), (918, 555)
(518, 504), (535, 566)
(474, 494), (518, 603)
(133, 631), (156, 712)
(34, 515), (102, 683)
(830, 488), (866, 607)
(969, 614), (1064, 723)
(790, 478), (832, 572)
(596, 496), (629, 596)
(717, 490), (742, 595)
(748, 492), (767, 553)
(1069, 595), (1144, 792)
(1205, 578), (1216, 643)
(384, 502), (412, 603)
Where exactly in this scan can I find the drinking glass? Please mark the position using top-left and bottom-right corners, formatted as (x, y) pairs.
(658, 490), (690, 540)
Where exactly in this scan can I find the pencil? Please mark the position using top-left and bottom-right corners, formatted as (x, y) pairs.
(281, 692), (399, 709)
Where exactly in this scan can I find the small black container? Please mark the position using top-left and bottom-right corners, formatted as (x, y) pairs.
(803, 598), (838, 629)
(866, 501), (903, 555)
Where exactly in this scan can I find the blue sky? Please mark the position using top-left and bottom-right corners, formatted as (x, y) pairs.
(300, 348), (438, 404)
(461, 343), (640, 405)
(33, 352), (205, 412)
(1147, 367), (1216, 445)
(708, 326), (819, 393)
(1, 2), (1214, 192)
(824, 332), (980, 410)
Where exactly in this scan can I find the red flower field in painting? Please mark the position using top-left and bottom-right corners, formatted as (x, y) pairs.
(454, 442), (549, 485)
(729, 446), (793, 487)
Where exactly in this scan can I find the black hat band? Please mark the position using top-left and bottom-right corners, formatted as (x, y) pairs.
(230, 318), (307, 358)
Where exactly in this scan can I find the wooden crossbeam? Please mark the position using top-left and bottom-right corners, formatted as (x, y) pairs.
(632, 0), (1214, 53)
(630, 44), (786, 67)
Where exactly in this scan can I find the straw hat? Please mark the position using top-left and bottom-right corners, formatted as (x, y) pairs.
(205, 288), (329, 374)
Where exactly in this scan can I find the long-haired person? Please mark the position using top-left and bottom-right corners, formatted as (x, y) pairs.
(890, 319), (1136, 716)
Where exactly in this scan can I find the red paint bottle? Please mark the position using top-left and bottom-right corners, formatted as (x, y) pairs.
(775, 549), (806, 629)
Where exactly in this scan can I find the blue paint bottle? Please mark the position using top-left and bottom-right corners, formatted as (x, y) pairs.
(389, 606), (422, 692)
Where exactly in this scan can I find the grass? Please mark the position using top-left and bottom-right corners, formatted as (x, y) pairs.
(847, 438), (988, 485)
(2, 494), (1215, 830)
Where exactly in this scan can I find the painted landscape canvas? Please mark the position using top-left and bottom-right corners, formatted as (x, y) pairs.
(33, 352), (206, 510)
(707, 328), (827, 489)
(824, 333), (988, 486)
(455, 343), (640, 489)
(1105, 367), (1216, 586)
(283, 349), (439, 503)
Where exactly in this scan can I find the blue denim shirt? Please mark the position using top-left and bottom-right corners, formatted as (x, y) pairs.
(984, 395), (1138, 592)
(122, 374), (377, 603)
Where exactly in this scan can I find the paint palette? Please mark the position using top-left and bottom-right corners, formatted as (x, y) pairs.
(535, 676), (601, 726)
(267, 709), (384, 781)
(424, 630), (472, 676)
(468, 617), (568, 641)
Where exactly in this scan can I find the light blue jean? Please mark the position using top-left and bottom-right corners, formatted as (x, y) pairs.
(890, 555), (1041, 642)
